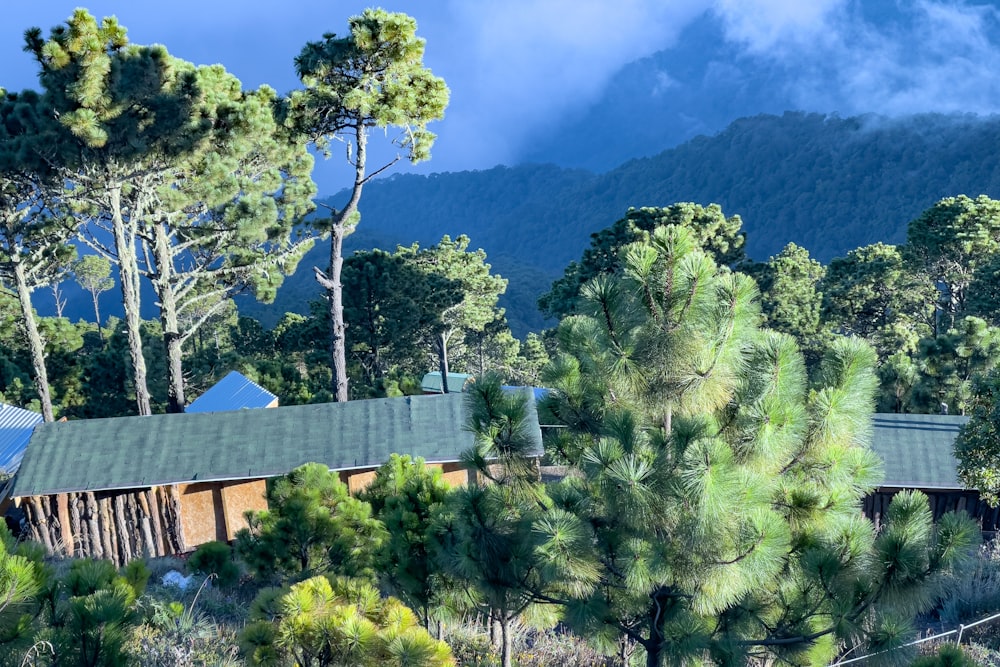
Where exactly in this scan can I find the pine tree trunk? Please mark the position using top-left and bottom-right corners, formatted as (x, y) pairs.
(316, 124), (369, 403)
(109, 185), (151, 416)
(645, 642), (663, 667)
(490, 611), (499, 646)
(327, 223), (349, 402)
(500, 614), (513, 667)
(152, 224), (185, 413)
(91, 290), (104, 343)
(12, 261), (54, 422)
(437, 332), (450, 393)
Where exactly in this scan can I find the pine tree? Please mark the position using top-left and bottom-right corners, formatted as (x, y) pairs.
(72, 255), (114, 342)
(23, 10), (213, 415)
(240, 576), (455, 667)
(285, 9), (449, 402)
(435, 377), (556, 667)
(360, 454), (455, 629)
(0, 90), (76, 421)
(404, 236), (508, 393)
(23, 10), (317, 414)
(535, 225), (978, 666)
(235, 463), (387, 583)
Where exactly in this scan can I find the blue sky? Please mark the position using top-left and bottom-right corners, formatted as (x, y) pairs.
(4, 2), (1000, 194)
(0, 1), (704, 188)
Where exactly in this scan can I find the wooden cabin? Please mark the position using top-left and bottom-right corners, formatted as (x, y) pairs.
(10, 391), (543, 565)
(864, 413), (1000, 535)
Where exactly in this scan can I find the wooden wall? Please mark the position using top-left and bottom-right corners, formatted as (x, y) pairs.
(340, 461), (474, 493)
(18, 478), (267, 566)
(864, 487), (1000, 536)
(17, 464), (473, 566)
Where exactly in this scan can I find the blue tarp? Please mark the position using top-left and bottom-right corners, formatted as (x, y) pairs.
(0, 403), (43, 475)
(186, 371), (278, 413)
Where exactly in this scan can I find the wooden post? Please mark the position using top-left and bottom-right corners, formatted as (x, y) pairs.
(44, 496), (63, 556)
(113, 494), (132, 565)
(98, 495), (116, 566)
(167, 485), (186, 553)
(26, 497), (54, 554)
(136, 491), (157, 558)
(84, 493), (103, 560)
(147, 488), (167, 554)
(68, 494), (83, 558)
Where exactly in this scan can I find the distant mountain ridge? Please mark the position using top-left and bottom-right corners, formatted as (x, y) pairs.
(44, 111), (1000, 337)
(243, 111), (1000, 336)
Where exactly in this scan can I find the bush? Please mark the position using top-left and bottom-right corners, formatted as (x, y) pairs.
(187, 541), (240, 589)
(912, 644), (976, 667)
(941, 543), (1000, 625)
(444, 619), (607, 667)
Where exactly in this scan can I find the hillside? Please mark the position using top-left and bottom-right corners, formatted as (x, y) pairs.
(252, 111), (1000, 335)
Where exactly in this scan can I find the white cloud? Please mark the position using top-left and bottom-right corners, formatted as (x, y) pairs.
(712, 0), (847, 53)
(711, 0), (1000, 117)
(430, 0), (712, 167)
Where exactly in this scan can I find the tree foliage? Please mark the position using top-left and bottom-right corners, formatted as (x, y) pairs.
(240, 575), (454, 667)
(0, 89), (76, 421)
(235, 463), (387, 583)
(539, 203), (746, 319)
(954, 370), (1000, 505)
(535, 225), (978, 666)
(750, 242), (828, 367)
(23, 9), (215, 415)
(821, 242), (936, 358)
(288, 8), (449, 402)
(905, 195), (1000, 327)
(359, 455), (454, 628)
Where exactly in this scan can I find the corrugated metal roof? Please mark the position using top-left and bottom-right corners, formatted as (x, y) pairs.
(421, 372), (474, 393)
(10, 390), (544, 497)
(0, 404), (43, 476)
(502, 386), (550, 402)
(869, 413), (969, 490)
(186, 371), (278, 413)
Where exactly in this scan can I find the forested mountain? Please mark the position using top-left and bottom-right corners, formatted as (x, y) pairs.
(518, 5), (919, 171)
(520, 13), (797, 171)
(255, 111), (1000, 335)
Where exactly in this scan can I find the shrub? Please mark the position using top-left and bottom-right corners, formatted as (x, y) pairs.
(912, 644), (976, 667)
(187, 541), (240, 589)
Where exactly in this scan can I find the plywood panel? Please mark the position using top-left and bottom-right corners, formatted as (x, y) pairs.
(345, 470), (378, 494)
(220, 480), (267, 540)
(436, 462), (474, 487)
(178, 482), (227, 549)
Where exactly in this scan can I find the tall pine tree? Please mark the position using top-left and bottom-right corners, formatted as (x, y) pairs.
(535, 225), (978, 666)
(285, 9), (449, 402)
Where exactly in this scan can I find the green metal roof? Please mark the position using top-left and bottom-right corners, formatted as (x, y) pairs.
(421, 372), (474, 393)
(11, 391), (544, 497)
(869, 413), (970, 490)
